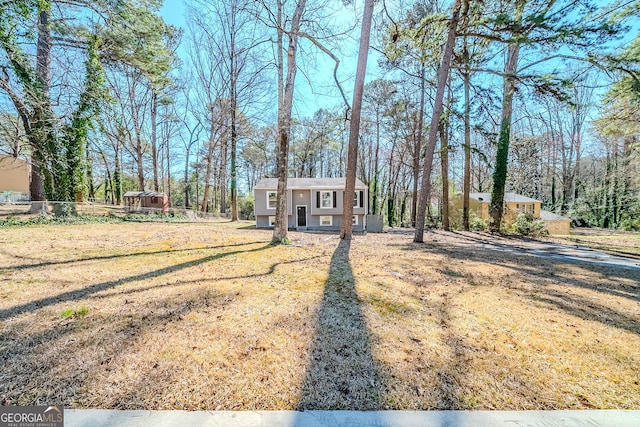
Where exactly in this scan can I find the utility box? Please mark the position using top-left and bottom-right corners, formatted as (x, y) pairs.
(366, 215), (384, 233)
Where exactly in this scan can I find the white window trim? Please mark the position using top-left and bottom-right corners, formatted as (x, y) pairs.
(268, 216), (276, 227)
(320, 215), (332, 226)
(352, 215), (358, 225)
(320, 191), (333, 209)
(267, 191), (277, 209)
(353, 191), (359, 208)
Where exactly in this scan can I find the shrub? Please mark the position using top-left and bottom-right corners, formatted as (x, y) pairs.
(238, 195), (255, 220)
(510, 213), (548, 237)
(468, 212), (488, 231)
(620, 217), (640, 231)
(53, 203), (77, 217)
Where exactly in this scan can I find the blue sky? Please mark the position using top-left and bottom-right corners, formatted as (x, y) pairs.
(159, 0), (187, 29)
(158, 0), (368, 118)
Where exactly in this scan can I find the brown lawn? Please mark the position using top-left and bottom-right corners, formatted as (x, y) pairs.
(0, 220), (639, 410)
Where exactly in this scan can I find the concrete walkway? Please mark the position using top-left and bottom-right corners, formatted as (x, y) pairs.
(65, 409), (640, 427)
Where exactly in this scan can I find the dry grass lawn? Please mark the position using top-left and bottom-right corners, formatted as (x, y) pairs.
(0, 220), (639, 410)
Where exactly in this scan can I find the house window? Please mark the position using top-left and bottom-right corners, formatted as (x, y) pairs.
(320, 191), (333, 208)
(268, 216), (276, 227)
(320, 216), (332, 226)
(352, 215), (358, 225)
(353, 192), (359, 207)
(267, 191), (277, 209)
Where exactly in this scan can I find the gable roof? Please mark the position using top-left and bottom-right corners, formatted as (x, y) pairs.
(254, 177), (366, 190)
(123, 191), (167, 198)
(540, 210), (571, 221)
(469, 192), (541, 204)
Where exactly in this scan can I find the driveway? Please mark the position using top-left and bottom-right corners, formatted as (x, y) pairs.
(441, 231), (640, 270)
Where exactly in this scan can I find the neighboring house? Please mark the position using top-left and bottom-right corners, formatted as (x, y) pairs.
(0, 155), (30, 202)
(123, 191), (169, 213)
(254, 177), (368, 232)
(456, 192), (571, 235)
(539, 210), (572, 235)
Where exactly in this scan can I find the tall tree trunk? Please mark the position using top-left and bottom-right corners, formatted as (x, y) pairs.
(440, 121), (450, 231)
(387, 147), (396, 227)
(340, 0), (374, 240)
(489, 0), (524, 232)
(229, 11), (239, 221)
(414, 0), (462, 243)
(462, 38), (471, 231)
(29, 9), (51, 212)
(202, 122), (218, 212)
(230, 81), (238, 221)
(114, 144), (122, 205)
(219, 126), (227, 214)
(85, 139), (94, 201)
(372, 128), (380, 215)
(272, 0), (306, 243)
(230, 101), (238, 220)
(166, 136), (172, 206)
(136, 135), (145, 191)
(98, 148), (112, 204)
(411, 64), (426, 227)
(151, 91), (159, 192)
(184, 145), (191, 209)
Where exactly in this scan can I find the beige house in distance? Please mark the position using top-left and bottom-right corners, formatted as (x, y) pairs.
(0, 155), (30, 201)
(456, 192), (571, 235)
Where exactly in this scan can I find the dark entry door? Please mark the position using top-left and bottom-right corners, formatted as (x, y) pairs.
(297, 206), (307, 227)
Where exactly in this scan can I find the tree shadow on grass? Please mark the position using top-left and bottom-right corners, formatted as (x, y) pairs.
(0, 242), (272, 322)
(296, 239), (385, 411)
(0, 241), (268, 271)
(0, 286), (239, 407)
(403, 236), (640, 335)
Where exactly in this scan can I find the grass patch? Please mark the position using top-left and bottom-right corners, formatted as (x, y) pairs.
(0, 221), (638, 410)
(60, 306), (89, 319)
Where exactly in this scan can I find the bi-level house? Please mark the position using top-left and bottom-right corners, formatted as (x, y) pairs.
(253, 177), (368, 232)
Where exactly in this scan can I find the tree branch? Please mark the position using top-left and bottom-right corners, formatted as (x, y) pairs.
(298, 31), (350, 111)
(0, 69), (32, 135)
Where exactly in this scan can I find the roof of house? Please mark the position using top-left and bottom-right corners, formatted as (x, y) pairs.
(254, 177), (367, 190)
(540, 210), (571, 221)
(469, 192), (541, 204)
(123, 191), (167, 198)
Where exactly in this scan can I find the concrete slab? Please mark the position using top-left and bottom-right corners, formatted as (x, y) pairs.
(65, 409), (640, 427)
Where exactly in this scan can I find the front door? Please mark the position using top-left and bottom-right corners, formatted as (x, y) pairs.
(297, 206), (307, 228)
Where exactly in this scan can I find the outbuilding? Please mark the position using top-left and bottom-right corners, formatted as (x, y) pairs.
(0, 155), (30, 202)
(540, 210), (572, 235)
(123, 191), (169, 213)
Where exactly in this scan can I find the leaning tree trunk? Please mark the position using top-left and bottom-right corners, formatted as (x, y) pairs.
(414, 0), (462, 243)
(340, 0), (375, 240)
